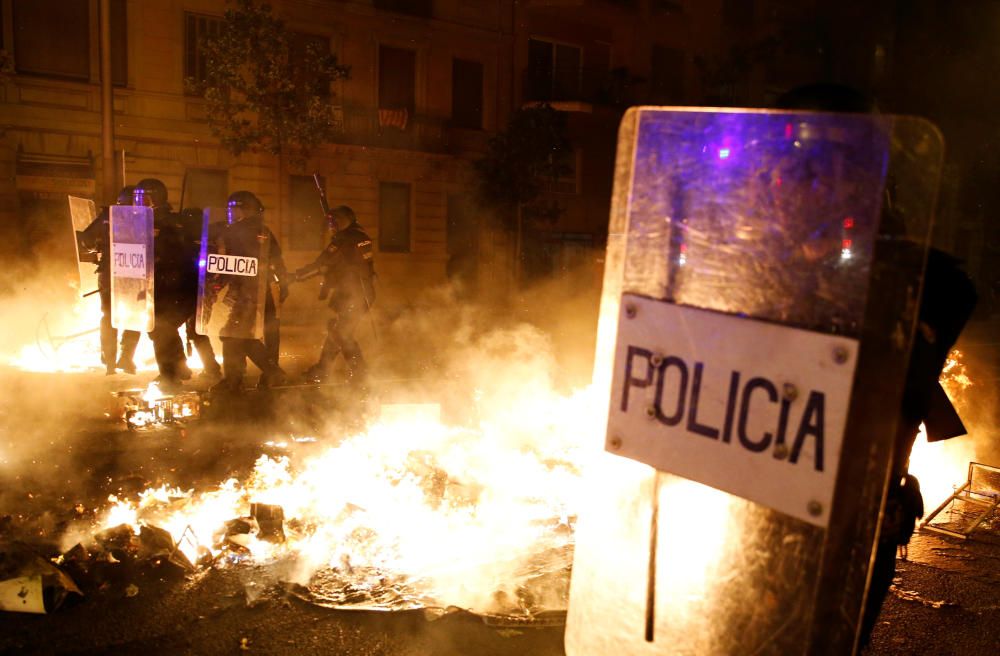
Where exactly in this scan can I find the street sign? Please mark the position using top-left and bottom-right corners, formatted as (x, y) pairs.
(608, 294), (858, 527)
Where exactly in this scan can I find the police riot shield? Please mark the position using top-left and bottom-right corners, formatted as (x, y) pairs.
(68, 196), (98, 295)
(109, 205), (155, 333)
(566, 109), (942, 655)
(195, 209), (269, 340)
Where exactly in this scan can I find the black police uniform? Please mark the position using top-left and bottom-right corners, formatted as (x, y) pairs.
(215, 214), (288, 389)
(177, 208), (222, 379)
(149, 206), (194, 385)
(859, 247), (977, 646)
(77, 208), (140, 374)
(298, 221), (375, 383)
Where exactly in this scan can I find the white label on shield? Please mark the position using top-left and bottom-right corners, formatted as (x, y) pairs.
(607, 293), (858, 527)
(206, 254), (258, 277)
(112, 243), (147, 279)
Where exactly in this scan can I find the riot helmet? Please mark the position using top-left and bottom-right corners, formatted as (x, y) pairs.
(133, 178), (169, 208)
(115, 185), (136, 206)
(226, 190), (264, 224)
(327, 205), (357, 232)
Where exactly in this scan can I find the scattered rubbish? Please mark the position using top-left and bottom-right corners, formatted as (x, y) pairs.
(249, 503), (285, 543)
(139, 524), (194, 572)
(0, 547), (82, 614)
(116, 386), (202, 432)
(0, 575), (44, 614)
(892, 586), (956, 609)
(125, 583), (139, 597)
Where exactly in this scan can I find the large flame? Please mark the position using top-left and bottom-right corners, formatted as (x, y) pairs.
(96, 387), (598, 614)
(7, 282), (193, 374)
(907, 349), (977, 505)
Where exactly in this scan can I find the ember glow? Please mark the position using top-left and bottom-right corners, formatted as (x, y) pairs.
(95, 388), (598, 614)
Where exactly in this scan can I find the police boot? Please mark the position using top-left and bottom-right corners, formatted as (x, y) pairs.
(210, 377), (243, 395)
(197, 364), (223, 384)
(116, 356), (137, 375)
(154, 375), (184, 395)
(303, 362), (330, 384)
(257, 367), (288, 390)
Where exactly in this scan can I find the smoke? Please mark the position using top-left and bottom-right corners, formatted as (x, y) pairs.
(1, 235), (609, 616)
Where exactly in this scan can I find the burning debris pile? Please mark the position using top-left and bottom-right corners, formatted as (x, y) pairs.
(34, 391), (595, 619)
(116, 383), (201, 431)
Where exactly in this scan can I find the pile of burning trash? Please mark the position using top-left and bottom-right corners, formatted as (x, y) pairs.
(2, 392), (591, 621)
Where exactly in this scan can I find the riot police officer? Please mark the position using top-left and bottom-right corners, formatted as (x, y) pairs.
(77, 185), (141, 375)
(177, 207), (222, 383)
(296, 205), (375, 385)
(210, 191), (289, 391)
(134, 178), (192, 389)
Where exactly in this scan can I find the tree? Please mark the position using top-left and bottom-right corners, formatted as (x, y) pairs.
(475, 105), (572, 281)
(193, 0), (350, 161)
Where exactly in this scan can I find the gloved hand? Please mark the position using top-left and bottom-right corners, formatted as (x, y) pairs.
(279, 284), (290, 303)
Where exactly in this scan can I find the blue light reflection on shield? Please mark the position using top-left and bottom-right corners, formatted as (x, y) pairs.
(626, 109), (890, 337)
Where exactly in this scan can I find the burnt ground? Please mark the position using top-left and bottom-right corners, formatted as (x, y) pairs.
(0, 366), (564, 655)
(1, 367), (1000, 654)
(863, 516), (1000, 655)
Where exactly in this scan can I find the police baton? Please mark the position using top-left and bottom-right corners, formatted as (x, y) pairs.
(313, 173), (331, 215)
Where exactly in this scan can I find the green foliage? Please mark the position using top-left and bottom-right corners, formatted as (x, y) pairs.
(475, 104), (572, 229)
(193, 0), (350, 160)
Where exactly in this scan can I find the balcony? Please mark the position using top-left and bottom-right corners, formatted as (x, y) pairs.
(522, 65), (638, 109)
(333, 106), (447, 153)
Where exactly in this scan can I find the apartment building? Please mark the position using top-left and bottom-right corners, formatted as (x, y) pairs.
(0, 0), (721, 314)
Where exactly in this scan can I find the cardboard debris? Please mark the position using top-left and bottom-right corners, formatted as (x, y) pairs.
(250, 503), (285, 543)
(0, 550), (82, 614)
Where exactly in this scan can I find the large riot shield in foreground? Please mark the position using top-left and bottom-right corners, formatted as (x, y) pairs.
(566, 109), (942, 655)
(68, 196), (98, 295)
(109, 205), (155, 332)
(195, 210), (269, 340)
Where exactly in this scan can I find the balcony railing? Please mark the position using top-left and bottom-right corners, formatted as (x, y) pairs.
(333, 106), (447, 153)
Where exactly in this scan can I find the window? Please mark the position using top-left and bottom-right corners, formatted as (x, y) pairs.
(183, 169), (227, 213)
(290, 32), (331, 98)
(649, 45), (684, 104)
(526, 38), (583, 102)
(378, 182), (411, 253)
(184, 13), (223, 95)
(289, 175), (328, 251)
(9, 0), (125, 85)
(378, 45), (416, 113)
(13, 0), (90, 81)
(451, 58), (483, 129)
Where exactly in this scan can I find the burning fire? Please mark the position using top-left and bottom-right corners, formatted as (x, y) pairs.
(907, 349), (977, 506)
(93, 388), (597, 614)
(6, 282), (162, 374)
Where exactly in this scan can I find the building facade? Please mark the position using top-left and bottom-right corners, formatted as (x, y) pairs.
(0, 0), (723, 318)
